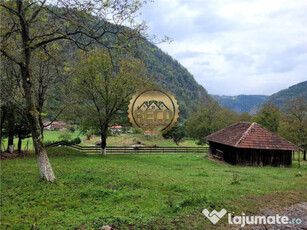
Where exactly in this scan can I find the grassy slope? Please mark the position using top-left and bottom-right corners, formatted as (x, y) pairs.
(1, 147), (306, 229)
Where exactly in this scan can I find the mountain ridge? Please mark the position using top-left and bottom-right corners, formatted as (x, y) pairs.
(249, 80), (307, 115)
(211, 94), (268, 114)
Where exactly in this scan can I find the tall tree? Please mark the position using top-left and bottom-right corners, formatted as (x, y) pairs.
(162, 122), (186, 146)
(279, 96), (307, 159)
(253, 103), (280, 133)
(1, 0), (149, 181)
(0, 58), (26, 153)
(71, 49), (148, 155)
(186, 101), (239, 144)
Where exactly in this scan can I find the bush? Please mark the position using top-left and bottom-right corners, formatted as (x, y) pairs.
(68, 126), (76, 133)
(71, 137), (81, 144)
(58, 130), (72, 141)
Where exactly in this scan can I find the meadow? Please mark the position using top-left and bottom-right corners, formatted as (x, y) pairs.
(1, 147), (306, 229)
(1, 131), (199, 152)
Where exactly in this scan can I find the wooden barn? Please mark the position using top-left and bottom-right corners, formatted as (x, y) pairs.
(205, 122), (300, 167)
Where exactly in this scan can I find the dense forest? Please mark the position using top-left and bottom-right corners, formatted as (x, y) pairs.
(250, 81), (307, 115)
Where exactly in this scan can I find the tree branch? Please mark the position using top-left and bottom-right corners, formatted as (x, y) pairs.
(0, 49), (23, 66)
(27, 0), (47, 24)
(0, 4), (19, 17)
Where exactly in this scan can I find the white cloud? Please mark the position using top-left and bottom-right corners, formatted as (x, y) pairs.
(140, 0), (307, 95)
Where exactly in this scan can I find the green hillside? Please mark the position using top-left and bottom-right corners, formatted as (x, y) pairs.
(141, 43), (211, 118)
(250, 81), (307, 115)
(44, 12), (212, 120)
(212, 95), (268, 114)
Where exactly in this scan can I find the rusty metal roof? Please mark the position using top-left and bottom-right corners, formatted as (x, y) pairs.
(205, 122), (300, 151)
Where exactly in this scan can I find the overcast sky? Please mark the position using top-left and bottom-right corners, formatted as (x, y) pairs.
(139, 0), (307, 96)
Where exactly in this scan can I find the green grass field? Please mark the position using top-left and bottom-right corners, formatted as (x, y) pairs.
(1, 147), (306, 229)
(81, 133), (200, 147)
(1, 130), (83, 151)
(1, 131), (200, 151)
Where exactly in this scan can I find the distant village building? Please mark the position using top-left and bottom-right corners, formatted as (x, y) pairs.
(205, 122), (300, 167)
(43, 121), (72, 131)
(144, 130), (159, 136)
(110, 125), (122, 133)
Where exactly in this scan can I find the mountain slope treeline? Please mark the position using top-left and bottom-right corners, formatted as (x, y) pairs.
(250, 81), (307, 115)
(140, 42), (211, 119)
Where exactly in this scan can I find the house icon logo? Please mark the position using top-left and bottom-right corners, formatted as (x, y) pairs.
(128, 87), (179, 134)
(138, 100), (170, 111)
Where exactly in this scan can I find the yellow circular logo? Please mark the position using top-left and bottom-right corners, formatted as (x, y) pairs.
(128, 87), (179, 133)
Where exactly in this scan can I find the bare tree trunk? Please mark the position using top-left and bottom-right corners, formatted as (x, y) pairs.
(18, 129), (22, 153)
(0, 135), (2, 155)
(7, 135), (14, 153)
(7, 107), (14, 153)
(17, 0), (56, 182)
(30, 113), (56, 181)
(298, 151), (301, 175)
(0, 109), (6, 154)
(100, 124), (108, 156)
(304, 149), (306, 161)
(100, 147), (107, 156)
(39, 113), (44, 140)
(100, 132), (107, 156)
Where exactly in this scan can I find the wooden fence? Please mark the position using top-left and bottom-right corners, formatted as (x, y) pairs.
(46, 141), (208, 154)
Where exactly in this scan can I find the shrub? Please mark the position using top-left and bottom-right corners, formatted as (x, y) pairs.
(68, 126), (76, 133)
(71, 137), (81, 144)
(58, 130), (72, 141)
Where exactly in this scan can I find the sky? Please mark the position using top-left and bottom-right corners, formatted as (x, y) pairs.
(139, 0), (307, 96)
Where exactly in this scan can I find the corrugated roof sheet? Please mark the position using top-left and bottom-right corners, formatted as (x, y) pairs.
(205, 122), (300, 151)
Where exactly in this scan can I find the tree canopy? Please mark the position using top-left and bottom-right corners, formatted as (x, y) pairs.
(68, 49), (149, 155)
(0, 0), (151, 181)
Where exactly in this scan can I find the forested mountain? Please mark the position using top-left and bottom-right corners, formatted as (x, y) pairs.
(45, 16), (212, 120)
(140, 42), (211, 118)
(250, 81), (307, 115)
(49, 41), (212, 120)
(211, 95), (268, 114)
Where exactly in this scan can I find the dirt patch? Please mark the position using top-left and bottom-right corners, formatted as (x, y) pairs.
(251, 202), (307, 229)
(0, 151), (30, 161)
(245, 189), (307, 211)
(225, 189), (307, 229)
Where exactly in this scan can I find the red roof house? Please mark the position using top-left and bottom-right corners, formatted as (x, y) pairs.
(43, 121), (71, 131)
(205, 122), (299, 167)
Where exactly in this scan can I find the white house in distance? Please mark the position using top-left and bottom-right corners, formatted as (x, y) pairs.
(109, 125), (122, 133)
(144, 130), (159, 136)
